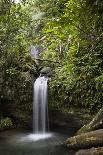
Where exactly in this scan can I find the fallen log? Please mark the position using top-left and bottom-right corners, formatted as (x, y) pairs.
(77, 107), (103, 134)
(64, 129), (103, 150)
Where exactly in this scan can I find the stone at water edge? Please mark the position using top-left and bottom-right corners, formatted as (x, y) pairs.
(64, 129), (103, 149)
(76, 147), (103, 155)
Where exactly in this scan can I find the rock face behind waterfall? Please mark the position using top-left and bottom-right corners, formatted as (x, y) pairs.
(40, 67), (51, 76)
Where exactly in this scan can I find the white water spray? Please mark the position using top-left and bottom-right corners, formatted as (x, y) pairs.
(33, 76), (49, 134)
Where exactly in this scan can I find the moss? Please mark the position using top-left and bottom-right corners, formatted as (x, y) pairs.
(65, 129), (103, 149)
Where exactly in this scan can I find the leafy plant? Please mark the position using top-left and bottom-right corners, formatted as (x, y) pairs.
(0, 117), (13, 130)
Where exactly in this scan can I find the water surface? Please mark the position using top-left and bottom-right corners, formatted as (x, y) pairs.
(0, 129), (75, 155)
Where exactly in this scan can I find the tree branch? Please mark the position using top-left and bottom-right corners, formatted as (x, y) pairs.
(35, 58), (60, 64)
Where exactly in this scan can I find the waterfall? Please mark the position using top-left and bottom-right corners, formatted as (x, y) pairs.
(33, 75), (49, 134)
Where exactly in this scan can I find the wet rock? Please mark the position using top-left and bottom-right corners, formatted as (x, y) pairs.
(49, 109), (84, 129)
(76, 147), (103, 155)
(40, 67), (51, 76)
(64, 129), (103, 149)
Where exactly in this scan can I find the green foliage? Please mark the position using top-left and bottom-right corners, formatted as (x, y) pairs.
(0, 0), (103, 129)
(34, 0), (103, 113)
(0, 117), (13, 130)
(0, 1), (37, 127)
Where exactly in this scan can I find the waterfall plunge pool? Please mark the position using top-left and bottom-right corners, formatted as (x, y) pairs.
(0, 128), (76, 155)
(0, 76), (76, 155)
(20, 133), (53, 141)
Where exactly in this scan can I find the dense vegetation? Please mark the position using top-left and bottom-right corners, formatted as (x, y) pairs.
(34, 0), (103, 113)
(0, 0), (103, 129)
(0, 0), (37, 128)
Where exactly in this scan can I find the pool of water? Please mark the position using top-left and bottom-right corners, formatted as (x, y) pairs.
(0, 128), (76, 155)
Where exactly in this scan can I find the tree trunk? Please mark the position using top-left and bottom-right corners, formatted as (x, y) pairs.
(76, 107), (103, 135)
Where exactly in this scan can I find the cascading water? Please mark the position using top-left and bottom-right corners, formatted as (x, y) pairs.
(25, 74), (52, 141)
(33, 75), (49, 134)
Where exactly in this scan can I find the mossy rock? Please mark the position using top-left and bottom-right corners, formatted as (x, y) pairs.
(76, 147), (103, 155)
(64, 129), (103, 149)
(40, 67), (51, 76)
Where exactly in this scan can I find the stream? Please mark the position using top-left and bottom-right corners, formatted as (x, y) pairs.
(0, 128), (76, 155)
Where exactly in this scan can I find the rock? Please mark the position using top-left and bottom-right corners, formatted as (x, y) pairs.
(40, 67), (51, 76)
(49, 109), (84, 129)
(64, 129), (103, 149)
(76, 147), (103, 155)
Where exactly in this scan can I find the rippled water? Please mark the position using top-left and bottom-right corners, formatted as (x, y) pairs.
(0, 129), (76, 155)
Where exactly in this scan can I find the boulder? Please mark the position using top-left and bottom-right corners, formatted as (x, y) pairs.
(40, 67), (51, 76)
(64, 129), (103, 149)
(76, 147), (103, 155)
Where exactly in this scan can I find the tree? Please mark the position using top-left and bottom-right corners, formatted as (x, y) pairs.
(0, 1), (37, 127)
(33, 0), (103, 113)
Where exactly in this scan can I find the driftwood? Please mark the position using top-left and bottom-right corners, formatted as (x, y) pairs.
(64, 129), (103, 149)
(77, 107), (103, 135)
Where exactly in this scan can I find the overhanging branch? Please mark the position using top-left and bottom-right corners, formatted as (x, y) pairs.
(35, 58), (60, 64)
